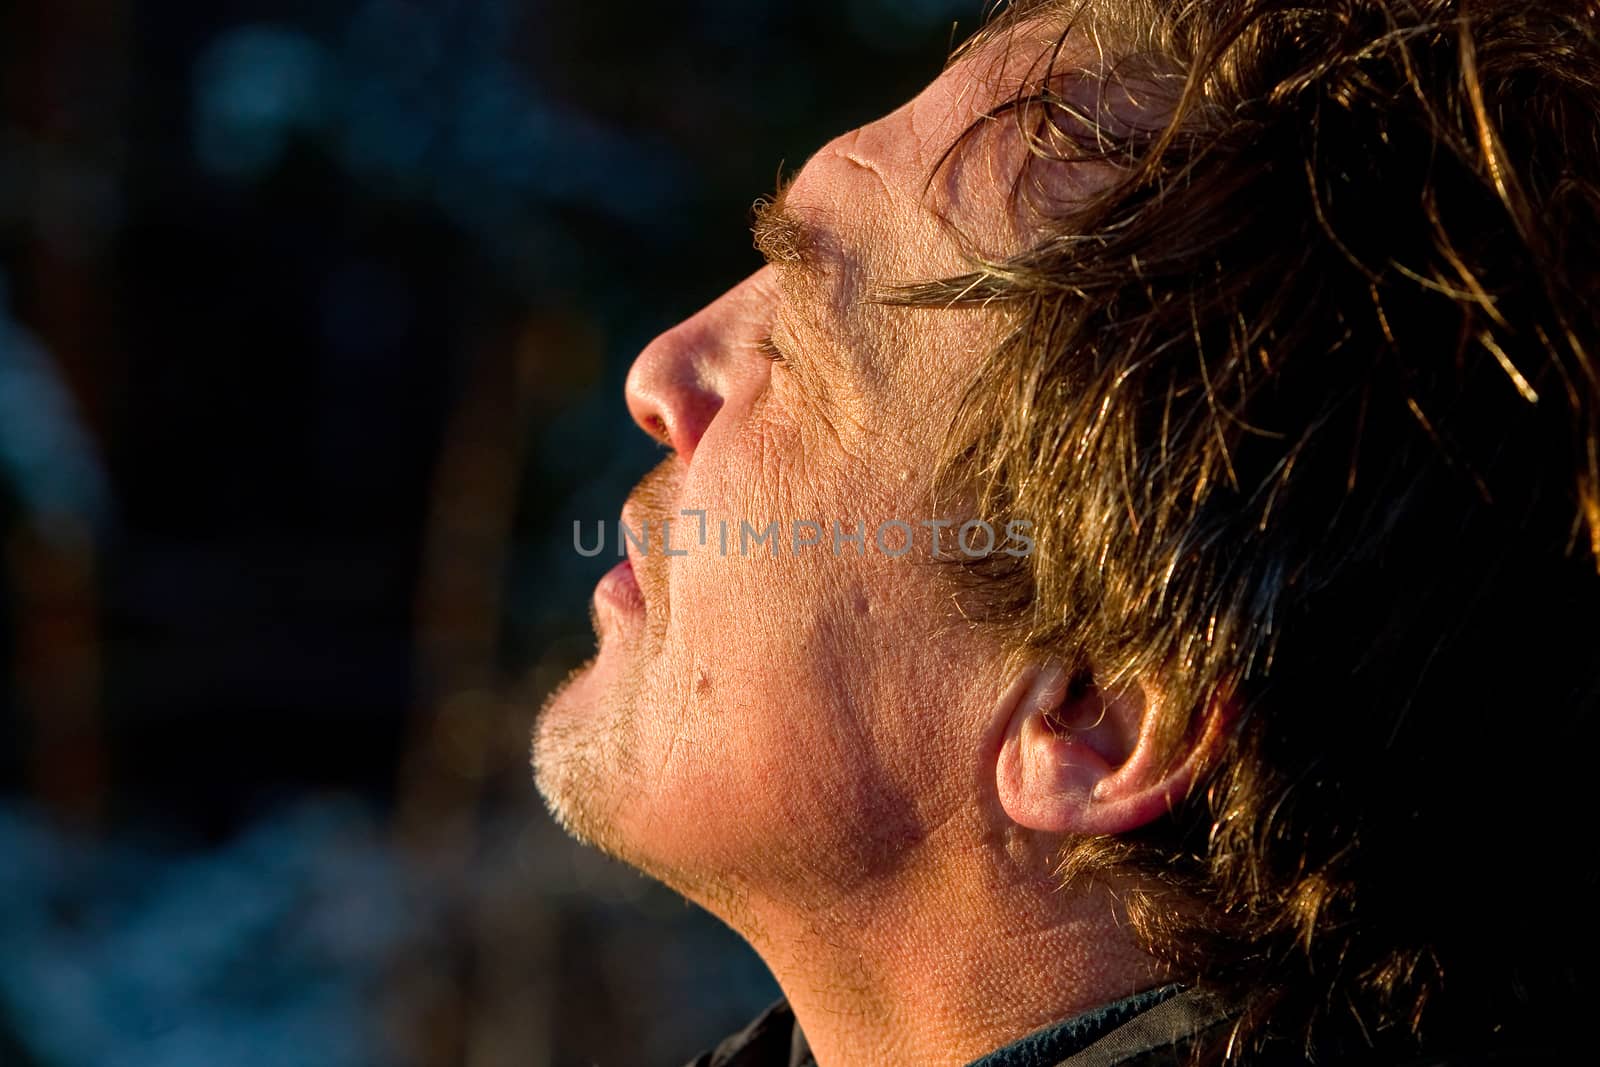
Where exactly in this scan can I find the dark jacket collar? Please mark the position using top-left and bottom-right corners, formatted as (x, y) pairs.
(681, 986), (1223, 1067)
(684, 986), (1567, 1067)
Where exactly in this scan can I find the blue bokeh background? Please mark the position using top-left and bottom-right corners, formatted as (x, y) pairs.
(0, 1), (980, 1063)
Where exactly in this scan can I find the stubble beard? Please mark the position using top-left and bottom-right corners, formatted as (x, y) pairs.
(532, 620), (756, 925)
(530, 460), (754, 915)
(532, 582), (687, 888)
(531, 644), (644, 859)
(535, 460), (680, 855)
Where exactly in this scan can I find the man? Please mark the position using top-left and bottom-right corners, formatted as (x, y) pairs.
(534, 1), (1600, 1063)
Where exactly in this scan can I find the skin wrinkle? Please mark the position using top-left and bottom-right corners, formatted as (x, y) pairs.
(786, 134), (1011, 424)
(756, 218), (882, 408)
(784, 354), (866, 473)
(646, 681), (695, 835)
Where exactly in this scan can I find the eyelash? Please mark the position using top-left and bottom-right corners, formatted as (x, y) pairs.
(754, 335), (789, 366)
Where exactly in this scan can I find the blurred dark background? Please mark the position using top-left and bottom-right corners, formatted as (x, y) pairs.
(0, 1), (975, 1064)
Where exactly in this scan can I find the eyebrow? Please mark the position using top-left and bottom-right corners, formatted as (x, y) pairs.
(750, 176), (835, 296)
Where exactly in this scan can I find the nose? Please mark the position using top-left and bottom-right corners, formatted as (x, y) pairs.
(625, 273), (767, 460)
(624, 321), (724, 459)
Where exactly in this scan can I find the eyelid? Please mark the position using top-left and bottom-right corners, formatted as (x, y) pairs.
(754, 334), (789, 365)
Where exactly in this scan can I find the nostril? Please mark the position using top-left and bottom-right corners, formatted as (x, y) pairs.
(642, 413), (670, 447)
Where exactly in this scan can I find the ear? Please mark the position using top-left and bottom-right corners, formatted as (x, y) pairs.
(993, 662), (1219, 837)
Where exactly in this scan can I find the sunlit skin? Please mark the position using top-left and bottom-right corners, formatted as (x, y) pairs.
(534, 28), (1205, 1067)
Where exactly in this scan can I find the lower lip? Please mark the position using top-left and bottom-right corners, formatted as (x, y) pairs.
(594, 558), (645, 616)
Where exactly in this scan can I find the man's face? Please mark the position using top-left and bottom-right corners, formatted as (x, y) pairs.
(535, 39), (1060, 912)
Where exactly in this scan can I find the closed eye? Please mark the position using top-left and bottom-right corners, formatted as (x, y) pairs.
(754, 334), (789, 365)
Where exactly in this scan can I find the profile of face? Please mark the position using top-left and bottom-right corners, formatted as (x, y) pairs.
(534, 35), (1075, 920)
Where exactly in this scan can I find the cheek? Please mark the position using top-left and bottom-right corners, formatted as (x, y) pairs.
(641, 614), (937, 890)
(634, 370), (986, 849)
(640, 387), (864, 744)
(658, 373), (945, 707)
(651, 580), (1000, 892)
(670, 382), (864, 610)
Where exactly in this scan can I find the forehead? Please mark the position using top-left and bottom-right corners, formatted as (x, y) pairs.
(781, 26), (1081, 285)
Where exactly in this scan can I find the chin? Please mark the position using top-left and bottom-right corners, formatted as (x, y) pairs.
(532, 651), (749, 912)
(532, 654), (618, 845)
(531, 628), (660, 845)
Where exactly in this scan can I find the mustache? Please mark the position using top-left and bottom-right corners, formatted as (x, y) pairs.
(622, 459), (680, 617)
(625, 459), (680, 531)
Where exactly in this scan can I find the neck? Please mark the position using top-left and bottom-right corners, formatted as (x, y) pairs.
(732, 846), (1165, 1067)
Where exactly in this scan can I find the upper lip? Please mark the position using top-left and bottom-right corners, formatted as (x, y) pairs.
(618, 498), (648, 593)
(616, 460), (681, 606)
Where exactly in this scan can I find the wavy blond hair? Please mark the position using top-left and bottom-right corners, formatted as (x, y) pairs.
(903, 0), (1600, 1059)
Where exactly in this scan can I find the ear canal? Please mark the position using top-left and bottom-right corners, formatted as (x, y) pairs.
(1043, 669), (1097, 735)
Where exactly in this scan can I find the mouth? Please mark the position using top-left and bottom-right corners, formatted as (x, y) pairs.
(594, 491), (652, 624)
(594, 554), (645, 621)
(593, 460), (676, 629)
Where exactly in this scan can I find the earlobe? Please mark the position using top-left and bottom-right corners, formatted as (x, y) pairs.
(994, 662), (1210, 838)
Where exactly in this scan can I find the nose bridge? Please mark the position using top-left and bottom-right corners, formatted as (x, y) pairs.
(624, 272), (764, 459)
